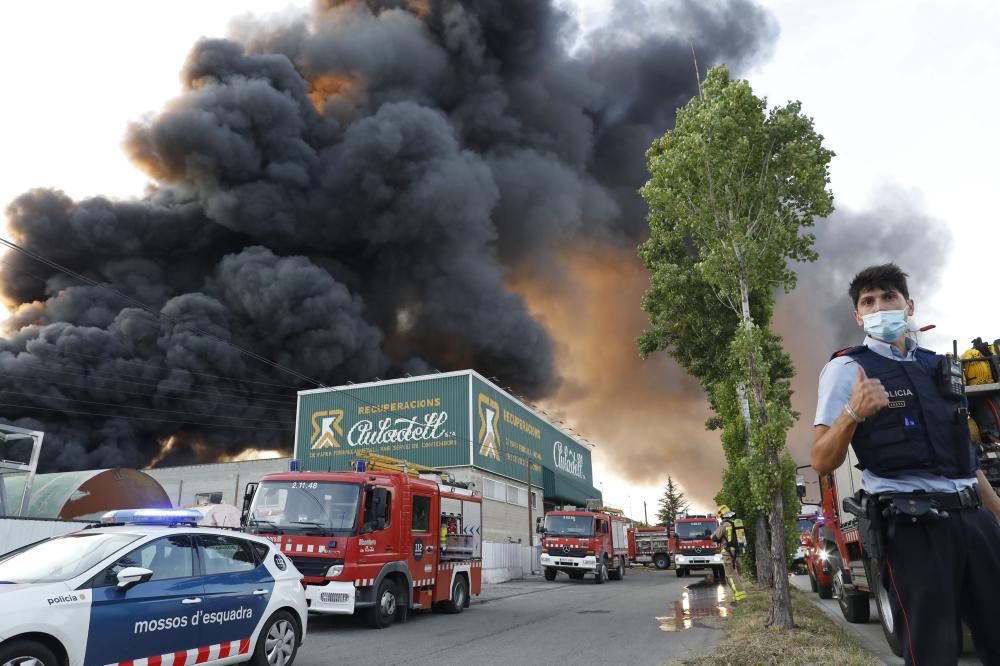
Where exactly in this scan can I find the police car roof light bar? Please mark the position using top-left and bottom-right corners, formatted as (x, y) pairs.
(100, 508), (202, 526)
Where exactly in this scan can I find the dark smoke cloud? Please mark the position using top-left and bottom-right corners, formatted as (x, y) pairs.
(775, 187), (954, 490)
(0, 0), (775, 472)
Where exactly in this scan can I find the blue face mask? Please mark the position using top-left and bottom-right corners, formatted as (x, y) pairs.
(862, 309), (908, 342)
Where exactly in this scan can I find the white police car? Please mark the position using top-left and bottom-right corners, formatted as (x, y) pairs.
(0, 509), (307, 666)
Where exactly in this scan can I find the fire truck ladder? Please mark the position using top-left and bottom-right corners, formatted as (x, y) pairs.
(354, 452), (464, 487)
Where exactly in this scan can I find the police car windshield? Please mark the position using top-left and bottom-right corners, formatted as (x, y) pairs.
(248, 480), (360, 536)
(544, 514), (593, 537)
(675, 521), (716, 541)
(0, 532), (140, 583)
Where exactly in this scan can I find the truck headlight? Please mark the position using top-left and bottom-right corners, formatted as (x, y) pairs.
(675, 555), (686, 563)
(326, 564), (344, 577)
(712, 554), (723, 563)
(818, 550), (829, 562)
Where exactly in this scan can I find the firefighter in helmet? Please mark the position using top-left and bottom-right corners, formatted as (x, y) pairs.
(713, 505), (747, 602)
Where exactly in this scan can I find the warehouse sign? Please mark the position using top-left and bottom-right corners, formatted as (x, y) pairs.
(296, 375), (469, 471)
(471, 376), (593, 487)
(294, 372), (593, 490)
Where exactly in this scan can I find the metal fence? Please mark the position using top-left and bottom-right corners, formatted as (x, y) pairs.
(482, 541), (539, 584)
(0, 516), (90, 555)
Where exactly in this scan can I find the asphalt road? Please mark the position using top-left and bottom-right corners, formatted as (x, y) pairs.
(295, 568), (729, 666)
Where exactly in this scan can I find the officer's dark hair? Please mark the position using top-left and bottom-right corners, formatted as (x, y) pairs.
(848, 263), (909, 307)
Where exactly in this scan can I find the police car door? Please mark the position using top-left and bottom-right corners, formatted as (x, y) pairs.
(84, 535), (204, 666)
(196, 534), (274, 659)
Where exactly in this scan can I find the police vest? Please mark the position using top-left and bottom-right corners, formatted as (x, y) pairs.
(833, 345), (977, 479)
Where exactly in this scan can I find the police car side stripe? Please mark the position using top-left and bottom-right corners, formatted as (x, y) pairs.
(109, 639), (251, 666)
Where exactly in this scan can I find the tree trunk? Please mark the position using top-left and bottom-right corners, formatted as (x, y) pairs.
(755, 514), (773, 587)
(738, 276), (793, 625)
(737, 380), (773, 585)
(766, 449), (794, 628)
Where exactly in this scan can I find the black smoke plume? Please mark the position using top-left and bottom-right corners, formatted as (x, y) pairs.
(0, 0), (775, 473)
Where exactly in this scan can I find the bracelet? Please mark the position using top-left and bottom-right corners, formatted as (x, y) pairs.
(844, 403), (865, 424)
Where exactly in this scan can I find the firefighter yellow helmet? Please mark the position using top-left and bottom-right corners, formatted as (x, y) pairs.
(717, 504), (730, 516)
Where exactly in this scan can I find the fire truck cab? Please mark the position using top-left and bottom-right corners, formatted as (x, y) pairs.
(670, 514), (725, 579)
(539, 502), (633, 583)
(242, 454), (482, 629)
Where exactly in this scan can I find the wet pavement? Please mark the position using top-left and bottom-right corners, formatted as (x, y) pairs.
(656, 578), (732, 632)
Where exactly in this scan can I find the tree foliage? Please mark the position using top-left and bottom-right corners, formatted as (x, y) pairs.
(639, 65), (833, 628)
(656, 476), (690, 533)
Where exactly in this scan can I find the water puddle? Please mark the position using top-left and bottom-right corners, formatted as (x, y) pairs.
(656, 579), (731, 631)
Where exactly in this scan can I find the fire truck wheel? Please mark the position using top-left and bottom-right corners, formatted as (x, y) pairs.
(366, 579), (399, 629)
(654, 554), (669, 570)
(712, 566), (726, 582)
(866, 558), (903, 657)
(544, 567), (558, 581)
(609, 558), (625, 581)
(249, 610), (300, 666)
(443, 575), (469, 614)
(675, 567), (686, 577)
(594, 559), (608, 584)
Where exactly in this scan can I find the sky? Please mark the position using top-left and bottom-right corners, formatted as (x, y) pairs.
(2, 0), (997, 518)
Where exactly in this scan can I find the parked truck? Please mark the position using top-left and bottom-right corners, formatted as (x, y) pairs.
(670, 514), (725, 579)
(812, 339), (1000, 657)
(632, 526), (672, 570)
(241, 453), (482, 629)
(539, 501), (633, 583)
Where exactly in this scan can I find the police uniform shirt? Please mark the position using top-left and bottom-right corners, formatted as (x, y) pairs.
(814, 335), (976, 495)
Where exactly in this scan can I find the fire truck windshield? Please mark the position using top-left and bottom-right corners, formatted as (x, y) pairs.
(248, 480), (360, 536)
(674, 521), (716, 541)
(797, 518), (813, 533)
(543, 514), (594, 537)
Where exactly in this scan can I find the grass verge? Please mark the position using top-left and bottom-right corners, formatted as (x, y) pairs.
(678, 584), (879, 666)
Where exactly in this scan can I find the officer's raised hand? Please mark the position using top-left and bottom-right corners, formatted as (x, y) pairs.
(849, 365), (889, 419)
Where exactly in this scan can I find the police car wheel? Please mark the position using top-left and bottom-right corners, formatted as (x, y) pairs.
(0, 639), (59, 666)
(365, 579), (399, 629)
(249, 611), (299, 666)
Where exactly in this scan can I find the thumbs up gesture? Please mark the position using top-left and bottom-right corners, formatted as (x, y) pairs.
(849, 365), (890, 420)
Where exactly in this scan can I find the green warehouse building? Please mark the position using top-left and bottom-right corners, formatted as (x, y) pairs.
(294, 370), (601, 546)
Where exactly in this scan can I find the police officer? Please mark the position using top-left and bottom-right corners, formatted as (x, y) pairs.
(812, 263), (1000, 665)
(712, 505), (746, 602)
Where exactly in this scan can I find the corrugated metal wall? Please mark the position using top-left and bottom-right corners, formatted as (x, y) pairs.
(0, 517), (90, 555)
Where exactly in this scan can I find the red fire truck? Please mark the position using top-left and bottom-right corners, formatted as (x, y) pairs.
(241, 454), (482, 629)
(632, 526), (672, 570)
(670, 514), (725, 579)
(539, 502), (634, 583)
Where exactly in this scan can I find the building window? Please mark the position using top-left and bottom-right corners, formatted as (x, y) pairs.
(483, 478), (505, 502)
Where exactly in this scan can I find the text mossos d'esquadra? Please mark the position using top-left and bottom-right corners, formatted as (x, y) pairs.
(133, 607), (253, 634)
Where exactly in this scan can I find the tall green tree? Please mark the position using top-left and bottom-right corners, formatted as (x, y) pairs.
(656, 476), (689, 533)
(639, 65), (833, 627)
